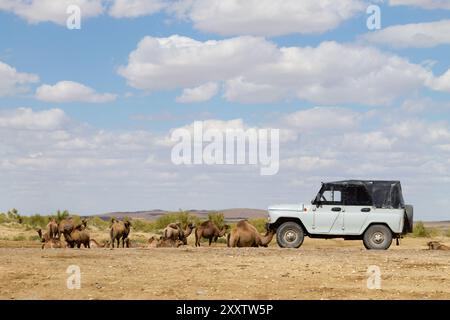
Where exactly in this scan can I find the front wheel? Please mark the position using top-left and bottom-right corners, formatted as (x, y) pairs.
(363, 225), (393, 250)
(276, 222), (304, 248)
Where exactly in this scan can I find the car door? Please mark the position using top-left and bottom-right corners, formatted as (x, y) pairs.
(312, 188), (342, 234)
(342, 185), (371, 234)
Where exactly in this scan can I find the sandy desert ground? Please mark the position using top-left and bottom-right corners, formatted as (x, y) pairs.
(0, 237), (449, 300)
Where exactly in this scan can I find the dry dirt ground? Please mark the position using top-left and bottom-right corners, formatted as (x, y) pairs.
(0, 237), (449, 300)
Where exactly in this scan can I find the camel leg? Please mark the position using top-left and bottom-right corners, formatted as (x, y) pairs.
(195, 231), (200, 247)
(209, 237), (212, 246)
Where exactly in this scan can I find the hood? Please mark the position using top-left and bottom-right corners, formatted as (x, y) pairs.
(268, 203), (304, 212)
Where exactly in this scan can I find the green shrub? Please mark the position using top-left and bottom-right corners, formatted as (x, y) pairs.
(249, 218), (268, 233)
(13, 235), (26, 241)
(28, 235), (40, 241)
(131, 219), (155, 233)
(413, 221), (430, 237)
(154, 211), (199, 230)
(89, 217), (110, 230)
(208, 212), (225, 229)
(0, 213), (7, 224)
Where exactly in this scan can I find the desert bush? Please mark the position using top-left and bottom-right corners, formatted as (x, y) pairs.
(131, 219), (155, 233)
(154, 211), (199, 230)
(13, 235), (26, 241)
(28, 235), (40, 241)
(22, 214), (48, 229)
(0, 213), (7, 224)
(89, 217), (110, 230)
(249, 218), (268, 233)
(208, 212), (225, 229)
(413, 221), (430, 237)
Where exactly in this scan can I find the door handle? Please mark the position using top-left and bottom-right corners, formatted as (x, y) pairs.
(331, 207), (342, 212)
(361, 208), (371, 212)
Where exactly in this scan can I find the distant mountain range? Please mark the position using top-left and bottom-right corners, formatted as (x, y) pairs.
(95, 208), (268, 222)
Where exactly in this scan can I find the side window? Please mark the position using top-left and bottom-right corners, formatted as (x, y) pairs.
(321, 189), (342, 205)
(344, 186), (372, 206)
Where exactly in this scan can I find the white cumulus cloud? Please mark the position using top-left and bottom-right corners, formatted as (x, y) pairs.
(0, 0), (104, 25)
(109, 0), (167, 18)
(363, 19), (450, 48)
(0, 60), (39, 96)
(176, 82), (218, 103)
(0, 107), (68, 130)
(119, 35), (438, 105)
(170, 0), (365, 36)
(389, 0), (450, 10)
(36, 81), (117, 103)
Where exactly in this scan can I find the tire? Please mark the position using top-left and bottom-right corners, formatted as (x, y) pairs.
(276, 222), (304, 248)
(363, 225), (393, 250)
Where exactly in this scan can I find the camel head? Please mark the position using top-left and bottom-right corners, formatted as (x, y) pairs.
(427, 241), (441, 250)
(36, 229), (42, 240)
(124, 220), (132, 228)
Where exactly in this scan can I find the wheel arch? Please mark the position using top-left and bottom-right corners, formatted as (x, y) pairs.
(270, 217), (309, 236)
(362, 222), (395, 236)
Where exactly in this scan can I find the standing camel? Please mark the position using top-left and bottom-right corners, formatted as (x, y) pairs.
(47, 218), (59, 239)
(227, 220), (275, 247)
(195, 220), (229, 247)
(110, 218), (131, 248)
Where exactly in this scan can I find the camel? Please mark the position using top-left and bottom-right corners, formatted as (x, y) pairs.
(41, 238), (66, 249)
(63, 223), (90, 248)
(227, 220), (276, 247)
(148, 236), (183, 248)
(47, 218), (59, 239)
(427, 241), (450, 250)
(58, 217), (75, 235)
(36, 229), (50, 243)
(89, 239), (109, 248)
(163, 222), (195, 244)
(110, 218), (131, 248)
(195, 220), (229, 247)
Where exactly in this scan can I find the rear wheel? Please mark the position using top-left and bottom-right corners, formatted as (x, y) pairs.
(363, 225), (393, 250)
(276, 222), (304, 248)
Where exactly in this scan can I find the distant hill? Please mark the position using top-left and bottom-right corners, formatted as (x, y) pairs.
(95, 208), (268, 222)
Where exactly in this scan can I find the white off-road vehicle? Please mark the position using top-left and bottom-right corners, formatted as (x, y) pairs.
(267, 180), (413, 250)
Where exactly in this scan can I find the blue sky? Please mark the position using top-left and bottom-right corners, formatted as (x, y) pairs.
(0, 0), (450, 220)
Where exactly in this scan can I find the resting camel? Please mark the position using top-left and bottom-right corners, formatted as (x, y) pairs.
(148, 236), (183, 248)
(89, 239), (109, 248)
(227, 220), (276, 247)
(195, 220), (229, 247)
(163, 222), (195, 244)
(63, 223), (90, 248)
(110, 218), (131, 248)
(41, 238), (66, 249)
(37, 229), (65, 249)
(47, 218), (59, 239)
(427, 241), (450, 250)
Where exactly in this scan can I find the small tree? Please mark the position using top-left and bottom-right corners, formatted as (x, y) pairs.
(413, 221), (429, 237)
(207, 212), (225, 229)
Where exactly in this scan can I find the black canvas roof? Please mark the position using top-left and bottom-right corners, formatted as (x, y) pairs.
(321, 180), (405, 208)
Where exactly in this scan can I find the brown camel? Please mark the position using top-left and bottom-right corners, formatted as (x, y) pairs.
(47, 218), (59, 239)
(110, 218), (131, 248)
(58, 217), (75, 235)
(89, 239), (109, 248)
(36, 228), (50, 243)
(227, 220), (276, 247)
(195, 220), (229, 247)
(41, 238), (66, 249)
(148, 236), (183, 248)
(63, 223), (90, 248)
(427, 241), (450, 250)
(163, 222), (195, 244)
